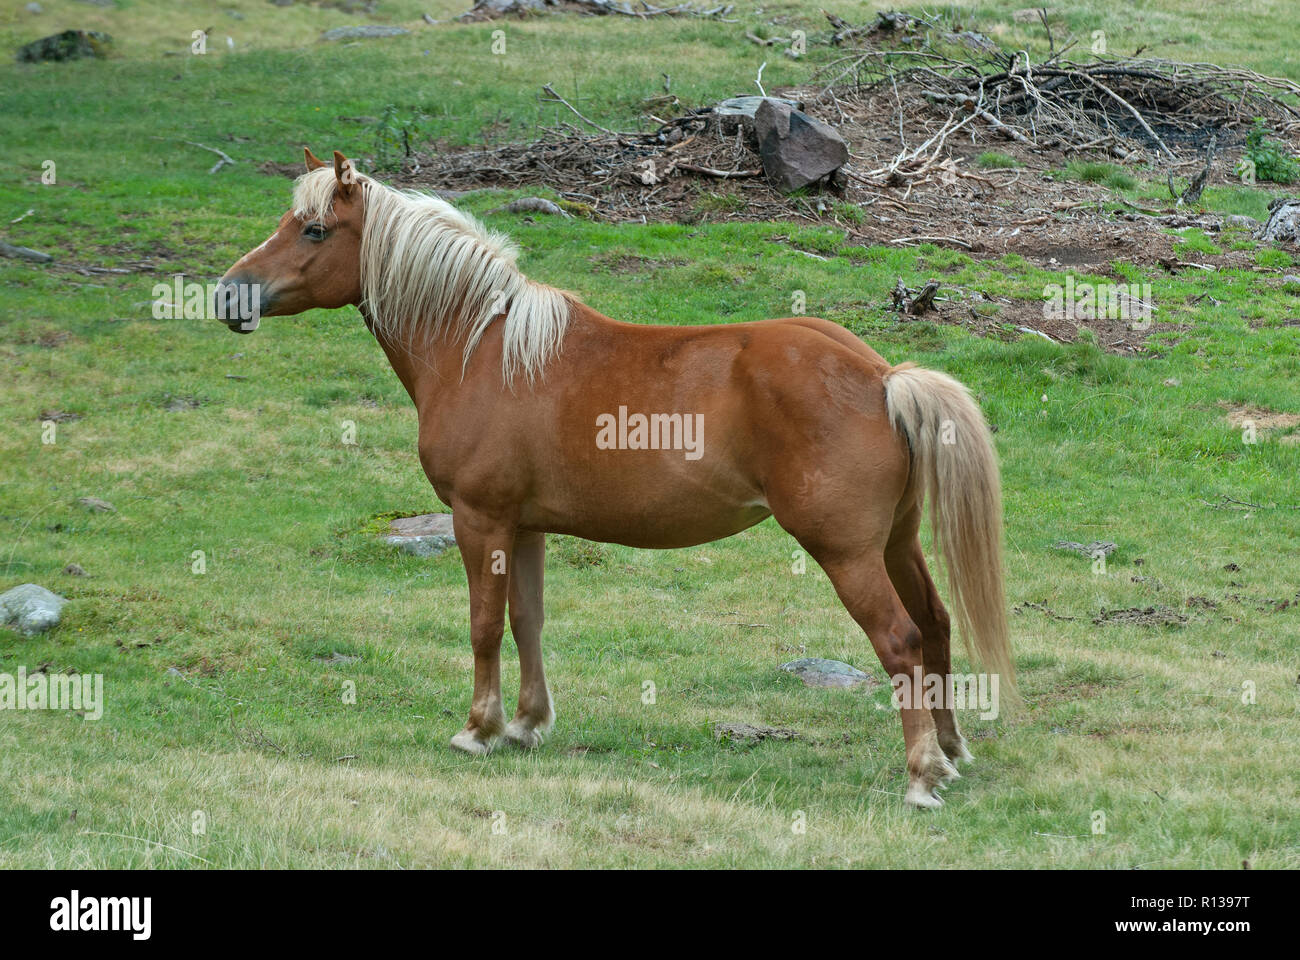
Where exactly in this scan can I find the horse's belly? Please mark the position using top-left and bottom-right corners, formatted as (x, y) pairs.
(522, 497), (771, 549)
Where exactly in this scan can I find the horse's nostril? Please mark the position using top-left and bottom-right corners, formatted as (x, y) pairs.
(214, 279), (259, 325)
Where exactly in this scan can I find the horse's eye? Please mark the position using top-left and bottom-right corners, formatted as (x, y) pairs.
(303, 223), (327, 241)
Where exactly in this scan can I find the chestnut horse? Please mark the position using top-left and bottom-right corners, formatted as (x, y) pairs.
(215, 148), (1014, 808)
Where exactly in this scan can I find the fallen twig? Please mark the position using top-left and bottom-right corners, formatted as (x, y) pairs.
(182, 140), (236, 174)
(675, 163), (761, 179)
(540, 83), (632, 139)
(888, 235), (973, 249)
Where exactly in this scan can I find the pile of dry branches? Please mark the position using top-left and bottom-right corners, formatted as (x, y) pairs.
(814, 11), (1300, 176)
(404, 86), (782, 219)
(458, 0), (734, 21)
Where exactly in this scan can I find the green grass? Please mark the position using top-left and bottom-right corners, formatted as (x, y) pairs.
(2, 0), (1299, 869)
(1062, 161), (1139, 192)
(977, 151), (1022, 170)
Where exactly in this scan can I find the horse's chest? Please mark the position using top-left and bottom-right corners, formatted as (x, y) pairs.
(415, 436), (456, 498)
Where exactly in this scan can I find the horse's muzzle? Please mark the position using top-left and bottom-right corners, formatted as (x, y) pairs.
(212, 278), (267, 333)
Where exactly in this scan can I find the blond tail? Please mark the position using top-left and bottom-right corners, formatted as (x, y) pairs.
(884, 362), (1016, 701)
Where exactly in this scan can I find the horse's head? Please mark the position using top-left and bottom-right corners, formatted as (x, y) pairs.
(214, 148), (364, 333)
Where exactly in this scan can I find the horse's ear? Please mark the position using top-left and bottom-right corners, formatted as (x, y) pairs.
(333, 150), (358, 199)
(304, 147), (327, 172)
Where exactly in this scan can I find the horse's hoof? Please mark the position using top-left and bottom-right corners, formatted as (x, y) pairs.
(904, 784), (944, 810)
(501, 720), (546, 749)
(450, 729), (496, 755)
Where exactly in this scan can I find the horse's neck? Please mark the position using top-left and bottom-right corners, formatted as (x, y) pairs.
(362, 309), (460, 417)
(362, 300), (606, 417)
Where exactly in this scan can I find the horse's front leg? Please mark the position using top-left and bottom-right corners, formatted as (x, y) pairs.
(448, 509), (513, 755)
(502, 530), (554, 748)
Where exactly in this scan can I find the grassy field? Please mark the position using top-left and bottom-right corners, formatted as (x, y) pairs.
(1, 1), (1298, 868)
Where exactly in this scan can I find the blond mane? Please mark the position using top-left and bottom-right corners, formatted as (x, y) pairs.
(291, 166), (570, 386)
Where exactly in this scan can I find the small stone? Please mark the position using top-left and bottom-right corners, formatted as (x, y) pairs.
(77, 496), (115, 513)
(25, 3), (43, 13)
(384, 513), (457, 557)
(0, 583), (68, 636)
(780, 657), (880, 689)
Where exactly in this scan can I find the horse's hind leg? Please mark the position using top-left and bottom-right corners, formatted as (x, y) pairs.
(812, 548), (960, 808)
(502, 530), (554, 748)
(885, 510), (973, 765)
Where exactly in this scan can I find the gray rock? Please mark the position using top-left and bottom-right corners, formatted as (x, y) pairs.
(0, 583), (68, 636)
(752, 99), (848, 193)
(0, 241), (53, 263)
(713, 721), (799, 743)
(1282, 274), (1300, 289)
(384, 512), (457, 557)
(781, 657), (879, 689)
(713, 95), (803, 117)
(1258, 198), (1300, 245)
(16, 29), (111, 63)
(1224, 214), (1259, 229)
(77, 496), (114, 513)
(708, 95), (803, 138)
(1053, 539), (1117, 557)
(25, 3), (42, 14)
(322, 25), (410, 41)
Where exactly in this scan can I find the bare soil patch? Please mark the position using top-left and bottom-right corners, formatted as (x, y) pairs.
(1219, 402), (1300, 431)
(1092, 606), (1189, 627)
